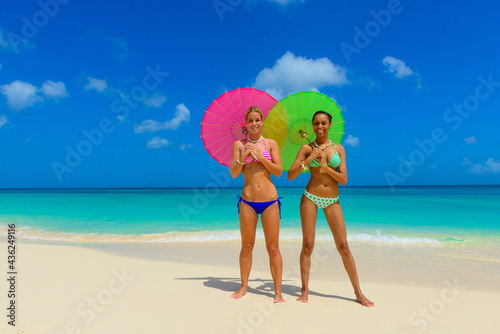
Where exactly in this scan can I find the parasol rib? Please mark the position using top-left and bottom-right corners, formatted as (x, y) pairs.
(204, 133), (235, 149)
(213, 98), (240, 125)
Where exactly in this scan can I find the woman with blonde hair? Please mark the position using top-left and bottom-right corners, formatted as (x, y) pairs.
(229, 106), (285, 303)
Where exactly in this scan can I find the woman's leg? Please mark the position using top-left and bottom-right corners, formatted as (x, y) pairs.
(231, 200), (258, 299)
(323, 203), (374, 307)
(261, 201), (285, 303)
(297, 194), (318, 302)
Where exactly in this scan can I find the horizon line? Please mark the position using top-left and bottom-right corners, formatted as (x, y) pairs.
(1, 184), (499, 191)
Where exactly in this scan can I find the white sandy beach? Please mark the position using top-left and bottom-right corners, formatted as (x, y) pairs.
(1, 239), (499, 334)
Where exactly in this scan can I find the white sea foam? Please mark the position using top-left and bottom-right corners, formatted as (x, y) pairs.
(0, 226), (444, 245)
(345, 230), (440, 245)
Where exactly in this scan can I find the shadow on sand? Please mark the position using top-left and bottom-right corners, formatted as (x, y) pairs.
(175, 276), (358, 303)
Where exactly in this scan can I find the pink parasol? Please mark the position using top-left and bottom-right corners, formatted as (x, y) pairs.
(201, 88), (278, 166)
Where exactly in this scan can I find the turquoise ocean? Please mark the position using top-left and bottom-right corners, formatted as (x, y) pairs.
(1, 186), (499, 248)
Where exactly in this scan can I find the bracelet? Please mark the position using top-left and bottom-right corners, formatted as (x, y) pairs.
(300, 160), (308, 170)
(236, 159), (244, 166)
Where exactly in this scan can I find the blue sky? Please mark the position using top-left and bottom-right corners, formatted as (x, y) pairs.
(1, 0), (499, 188)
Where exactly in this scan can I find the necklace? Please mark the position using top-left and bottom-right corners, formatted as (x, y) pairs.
(247, 136), (263, 143)
(313, 140), (331, 150)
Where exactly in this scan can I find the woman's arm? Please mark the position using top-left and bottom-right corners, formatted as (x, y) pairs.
(287, 145), (317, 181)
(255, 139), (283, 177)
(319, 145), (348, 185)
(229, 141), (248, 178)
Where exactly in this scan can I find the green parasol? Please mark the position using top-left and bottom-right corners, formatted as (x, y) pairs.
(262, 91), (344, 171)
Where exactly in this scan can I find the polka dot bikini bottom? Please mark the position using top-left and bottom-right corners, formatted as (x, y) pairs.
(303, 190), (339, 209)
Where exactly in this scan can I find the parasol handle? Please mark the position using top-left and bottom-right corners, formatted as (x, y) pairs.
(298, 129), (308, 139)
(242, 127), (248, 135)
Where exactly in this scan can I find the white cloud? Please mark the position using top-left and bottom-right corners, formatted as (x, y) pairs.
(463, 158), (481, 174)
(180, 143), (193, 151)
(40, 80), (69, 99)
(254, 51), (348, 100)
(343, 134), (359, 147)
(84, 77), (108, 92)
(463, 157), (500, 175)
(147, 136), (170, 148)
(0, 81), (41, 110)
(383, 56), (414, 79)
(483, 158), (500, 174)
(0, 80), (69, 110)
(0, 115), (7, 128)
(464, 136), (477, 144)
(144, 93), (166, 108)
(134, 104), (190, 133)
(164, 104), (190, 129)
(134, 119), (164, 133)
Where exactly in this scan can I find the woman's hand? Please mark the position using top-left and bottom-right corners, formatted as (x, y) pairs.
(306, 147), (320, 165)
(314, 147), (323, 159)
(243, 143), (258, 160)
(315, 144), (348, 185)
(318, 149), (328, 172)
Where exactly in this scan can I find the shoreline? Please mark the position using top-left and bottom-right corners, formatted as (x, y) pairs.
(3, 224), (500, 246)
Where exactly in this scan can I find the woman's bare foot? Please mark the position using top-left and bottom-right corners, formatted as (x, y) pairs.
(231, 286), (247, 299)
(296, 289), (309, 303)
(355, 292), (374, 307)
(274, 292), (285, 303)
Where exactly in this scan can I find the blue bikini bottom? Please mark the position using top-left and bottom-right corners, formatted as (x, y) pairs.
(237, 195), (283, 218)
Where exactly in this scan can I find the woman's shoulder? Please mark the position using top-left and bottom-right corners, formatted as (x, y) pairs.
(301, 143), (313, 152)
(233, 139), (246, 148)
(333, 143), (345, 153)
(263, 137), (278, 146)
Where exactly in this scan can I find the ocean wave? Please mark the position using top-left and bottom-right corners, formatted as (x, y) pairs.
(0, 227), (242, 243)
(282, 229), (442, 245)
(0, 226), (449, 245)
(345, 230), (441, 245)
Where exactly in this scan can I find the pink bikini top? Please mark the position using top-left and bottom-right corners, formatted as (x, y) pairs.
(243, 139), (272, 164)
